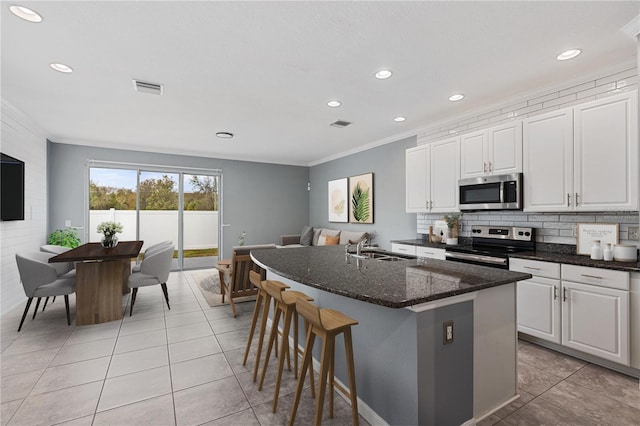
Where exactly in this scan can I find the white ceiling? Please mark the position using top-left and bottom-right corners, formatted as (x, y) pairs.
(1, 1), (638, 166)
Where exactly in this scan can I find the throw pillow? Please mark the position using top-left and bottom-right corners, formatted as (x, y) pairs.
(324, 235), (340, 245)
(317, 235), (327, 246)
(300, 226), (314, 246)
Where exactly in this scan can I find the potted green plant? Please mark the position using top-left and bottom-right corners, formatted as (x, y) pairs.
(47, 228), (81, 248)
(443, 213), (463, 245)
(97, 221), (123, 248)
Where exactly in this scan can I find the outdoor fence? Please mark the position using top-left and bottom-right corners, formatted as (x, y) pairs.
(89, 209), (219, 250)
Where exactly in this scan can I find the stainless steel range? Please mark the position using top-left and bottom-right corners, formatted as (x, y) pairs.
(445, 225), (535, 269)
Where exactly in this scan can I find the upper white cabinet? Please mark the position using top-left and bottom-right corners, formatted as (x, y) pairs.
(573, 93), (638, 211)
(461, 122), (523, 178)
(524, 91), (638, 212)
(406, 137), (460, 213)
(523, 109), (574, 211)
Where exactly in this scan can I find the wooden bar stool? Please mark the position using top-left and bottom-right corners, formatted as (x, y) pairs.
(243, 271), (288, 382)
(289, 298), (359, 426)
(258, 280), (314, 413)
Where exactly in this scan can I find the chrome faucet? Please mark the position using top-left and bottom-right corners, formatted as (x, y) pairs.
(345, 242), (352, 259)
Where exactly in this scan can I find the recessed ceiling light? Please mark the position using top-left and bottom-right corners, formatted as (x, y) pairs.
(449, 94), (464, 101)
(327, 100), (341, 107)
(556, 49), (581, 61)
(374, 70), (392, 80)
(9, 5), (42, 22)
(50, 63), (73, 73)
(393, 116), (406, 122)
(216, 132), (234, 139)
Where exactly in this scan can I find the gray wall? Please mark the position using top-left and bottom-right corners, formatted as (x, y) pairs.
(309, 136), (418, 250)
(48, 142), (309, 258)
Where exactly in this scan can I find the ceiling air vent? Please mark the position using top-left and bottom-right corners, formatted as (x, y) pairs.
(330, 120), (351, 128)
(133, 79), (164, 95)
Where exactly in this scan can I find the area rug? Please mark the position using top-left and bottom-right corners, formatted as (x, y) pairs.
(186, 268), (256, 307)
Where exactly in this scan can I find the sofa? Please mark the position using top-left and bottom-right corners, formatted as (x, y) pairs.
(280, 226), (368, 248)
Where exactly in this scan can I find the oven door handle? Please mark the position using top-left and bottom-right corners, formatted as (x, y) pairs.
(444, 251), (508, 266)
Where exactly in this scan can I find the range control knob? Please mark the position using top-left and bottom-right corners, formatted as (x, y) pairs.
(525, 232), (531, 236)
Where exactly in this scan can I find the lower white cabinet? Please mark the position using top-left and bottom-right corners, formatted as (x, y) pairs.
(510, 258), (561, 343)
(511, 259), (631, 366)
(416, 246), (446, 260)
(391, 243), (416, 256)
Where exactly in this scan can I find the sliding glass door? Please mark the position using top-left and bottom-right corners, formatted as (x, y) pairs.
(87, 163), (221, 271)
(138, 171), (180, 270)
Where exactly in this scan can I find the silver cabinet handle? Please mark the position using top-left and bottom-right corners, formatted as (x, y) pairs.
(483, 162), (487, 173)
(575, 193), (579, 206)
(553, 285), (558, 300)
(567, 193), (571, 207)
(489, 161), (493, 172)
(523, 266), (541, 271)
(563, 287), (568, 302)
(581, 274), (603, 280)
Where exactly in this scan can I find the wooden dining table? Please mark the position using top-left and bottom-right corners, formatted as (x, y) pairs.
(49, 241), (143, 325)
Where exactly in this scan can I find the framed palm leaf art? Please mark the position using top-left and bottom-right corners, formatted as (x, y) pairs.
(349, 173), (374, 224)
(328, 178), (348, 222)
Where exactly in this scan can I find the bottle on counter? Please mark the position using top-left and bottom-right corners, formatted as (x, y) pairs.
(590, 240), (603, 260)
(603, 243), (613, 261)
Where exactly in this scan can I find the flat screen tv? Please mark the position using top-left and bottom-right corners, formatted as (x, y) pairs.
(1, 153), (25, 221)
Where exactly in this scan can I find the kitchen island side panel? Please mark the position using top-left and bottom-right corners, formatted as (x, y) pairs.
(271, 272), (475, 425)
(272, 272), (420, 425)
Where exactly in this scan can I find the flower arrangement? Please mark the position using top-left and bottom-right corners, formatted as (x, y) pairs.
(238, 231), (246, 246)
(97, 221), (123, 237)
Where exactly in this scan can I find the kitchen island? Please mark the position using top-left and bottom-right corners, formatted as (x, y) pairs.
(251, 246), (532, 425)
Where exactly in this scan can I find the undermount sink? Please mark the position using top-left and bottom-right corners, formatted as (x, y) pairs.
(348, 249), (413, 262)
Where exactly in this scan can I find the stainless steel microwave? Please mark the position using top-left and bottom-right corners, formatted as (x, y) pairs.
(458, 173), (522, 211)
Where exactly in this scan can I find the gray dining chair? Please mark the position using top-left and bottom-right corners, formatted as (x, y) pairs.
(132, 240), (173, 273)
(39, 245), (75, 312)
(127, 243), (174, 316)
(15, 252), (76, 332)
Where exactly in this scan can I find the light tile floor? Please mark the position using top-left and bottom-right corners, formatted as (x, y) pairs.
(1, 270), (639, 426)
(0, 271), (365, 426)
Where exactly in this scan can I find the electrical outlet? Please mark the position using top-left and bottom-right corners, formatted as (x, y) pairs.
(443, 320), (454, 344)
(629, 226), (639, 241)
(65, 219), (71, 227)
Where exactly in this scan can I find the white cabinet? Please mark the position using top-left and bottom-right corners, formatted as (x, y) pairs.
(461, 122), (522, 178)
(406, 145), (429, 212)
(391, 243), (416, 256)
(512, 260), (631, 366)
(524, 91), (638, 212)
(630, 272), (640, 369)
(573, 93), (638, 211)
(416, 246), (446, 260)
(523, 108), (574, 211)
(405, 137), (460, 213)
(510, 259), (561, 343)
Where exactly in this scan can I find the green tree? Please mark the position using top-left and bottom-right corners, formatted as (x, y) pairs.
(139, 175), (178, 210)
(185, 176), (219, 211)
(89, 181), (136, 210)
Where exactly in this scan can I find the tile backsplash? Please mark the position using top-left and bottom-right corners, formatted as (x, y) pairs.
(417, 211), (640, 248)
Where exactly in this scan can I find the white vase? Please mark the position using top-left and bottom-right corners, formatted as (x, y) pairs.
(446, 237), (458, 245)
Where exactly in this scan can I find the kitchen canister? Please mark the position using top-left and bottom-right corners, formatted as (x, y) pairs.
(613, 244), (638, 262)
(603, 243), (613, 261)
(590, 240), (603, 260)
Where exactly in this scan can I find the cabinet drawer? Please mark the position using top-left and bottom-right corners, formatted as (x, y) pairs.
(562, 264), (629, 291)
(416, 246), (446, 260)
(391, 243), (417, 256)
(509, 258), (560, 279)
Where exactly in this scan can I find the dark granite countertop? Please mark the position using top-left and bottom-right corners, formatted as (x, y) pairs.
(392, 239), (640, 273)
(251, 246), (531, 309)
(509, 251), (640, 272)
